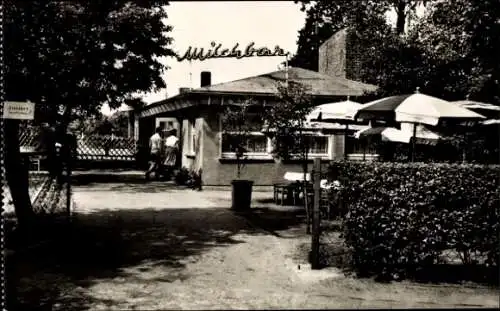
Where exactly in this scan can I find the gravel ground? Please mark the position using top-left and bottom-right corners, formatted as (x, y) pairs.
(8, 182), (499, 310)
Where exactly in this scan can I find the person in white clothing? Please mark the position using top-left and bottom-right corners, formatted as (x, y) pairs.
(163, 128), (179, 178)
(145, 127), (164, 180)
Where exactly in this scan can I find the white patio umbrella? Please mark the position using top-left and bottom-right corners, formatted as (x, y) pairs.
(452, 96), (500, 119)
(307, 96), (367, 159)
(482, 119), (500, 126)
(354, 125), (441, 144)
(353, 125), (441, 161)
(307, 97), (363, 122)
(355, 88), (485, 161)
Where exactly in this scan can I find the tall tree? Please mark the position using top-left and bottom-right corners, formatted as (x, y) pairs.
(262, 81), (314, 233)
(415, 0), (500, 103)
(289, 0), (432, 70)
(361, 0), (500, 102)
(4, 1), (175, 227)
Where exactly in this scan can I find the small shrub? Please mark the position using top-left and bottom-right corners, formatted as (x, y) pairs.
(174, 167), (191, 185)
(327, 161), (500, 282)
(174, 167), (202, 190)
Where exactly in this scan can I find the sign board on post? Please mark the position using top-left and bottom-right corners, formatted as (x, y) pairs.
(3, 101), (35, 120)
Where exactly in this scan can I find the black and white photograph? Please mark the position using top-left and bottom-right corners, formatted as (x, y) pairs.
(1, 0), (499, 309)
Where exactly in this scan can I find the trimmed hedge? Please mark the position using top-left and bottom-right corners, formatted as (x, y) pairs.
(327, 161), (500, 282)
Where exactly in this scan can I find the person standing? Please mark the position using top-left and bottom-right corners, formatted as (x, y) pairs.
(163, 128), (179, 179)
(145, 127), (163, 180)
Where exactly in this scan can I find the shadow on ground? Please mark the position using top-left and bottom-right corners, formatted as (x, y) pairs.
(73, 181), (190, 193)
(238, 206), (308, 238)
(72, 175), (155, 186)
(6, 205), (308, 310)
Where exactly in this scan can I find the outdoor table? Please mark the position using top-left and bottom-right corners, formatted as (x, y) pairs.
(273, 183), (300, 205)
(273, 182), (314, 206)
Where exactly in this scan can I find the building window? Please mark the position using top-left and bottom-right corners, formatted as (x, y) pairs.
(156, 117), (177, 133)
(308, 136), (328, 155)
(220, 113), (272, 159)
(346, 135), (378, 154)
(274, 133), (330, 158)
(221, 133), (269, 154)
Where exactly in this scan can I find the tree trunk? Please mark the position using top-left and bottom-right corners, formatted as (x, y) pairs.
(58, 104), (74, 135)
(396, 1), (406, 35)
(5, 120), (35, 227)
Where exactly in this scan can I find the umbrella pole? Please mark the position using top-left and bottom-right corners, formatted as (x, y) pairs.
(462, 131), (467, 163)
(344, 123), (349, 160)
(411, 123), (417, 162)
(363, 137), (367, 161)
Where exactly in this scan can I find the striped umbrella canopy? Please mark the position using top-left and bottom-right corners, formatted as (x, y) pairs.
(356, 89), (485, 126)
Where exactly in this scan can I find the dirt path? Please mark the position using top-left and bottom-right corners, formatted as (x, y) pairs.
(12, 183), (499, 309)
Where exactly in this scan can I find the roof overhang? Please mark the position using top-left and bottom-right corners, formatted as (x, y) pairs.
(139, 88), (376, 119)
(139, 95), (198, 118)
(188, 89), (372, 98)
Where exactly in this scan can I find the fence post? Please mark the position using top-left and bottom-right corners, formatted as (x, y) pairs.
(65, 134), (75, 221)
(311, 157), (321, 269)
(66, 161), (72, 220)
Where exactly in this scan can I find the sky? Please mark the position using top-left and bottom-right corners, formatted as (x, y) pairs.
(101, 1), (306, 115)
(101, 1), (425, 115)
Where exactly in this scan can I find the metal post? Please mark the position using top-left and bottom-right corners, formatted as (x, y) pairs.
(311, 157), (321, 269)
(66, 160), (72, 220)
(189, 59), (193, 89)
(462, 131), (467, 163)
(344, 123), (349, 160)
(285, 54), (289, 88)
(65, 135), (74, 221)
(411, 123), (417, 162)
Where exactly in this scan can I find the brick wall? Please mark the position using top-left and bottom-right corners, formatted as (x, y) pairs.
(344, 30), (364, 81)
(318, 28), (364, 81)
(318, 29), (347, 79)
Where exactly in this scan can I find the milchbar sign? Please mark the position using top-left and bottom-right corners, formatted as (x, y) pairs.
(177, 42), (289, 61)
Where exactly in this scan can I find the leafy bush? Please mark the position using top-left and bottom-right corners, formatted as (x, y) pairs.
(174, 167), (202, 190)
(327, 161), (500, 282)
(174, 167), (191, 185)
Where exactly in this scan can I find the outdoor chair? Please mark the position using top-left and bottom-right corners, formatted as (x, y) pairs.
(30, 156), (42, 172)
(273, 172), (315, 206)
(273, 183), (299, 205)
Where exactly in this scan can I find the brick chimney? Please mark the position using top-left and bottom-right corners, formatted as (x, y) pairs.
(179, 87), (191, 94)
(318, 28), (363, 81)
(200, 71), (211, 87)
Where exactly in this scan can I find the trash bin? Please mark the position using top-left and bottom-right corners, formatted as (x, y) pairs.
(231, 179), (254, 211)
